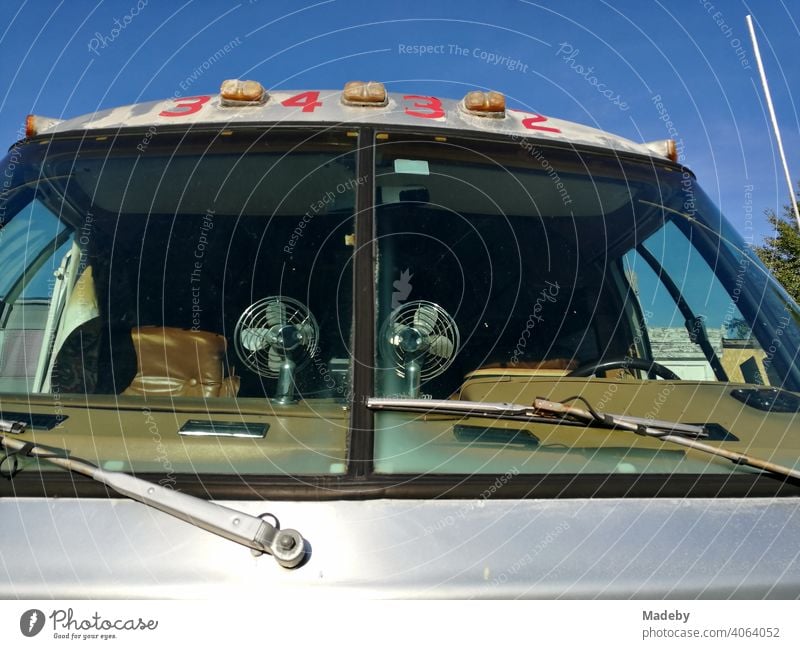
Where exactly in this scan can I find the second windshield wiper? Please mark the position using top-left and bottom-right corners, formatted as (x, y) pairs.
(367, 397), (800, 481)
(0, 433), (307, 568)
(367, 397), (705, 436)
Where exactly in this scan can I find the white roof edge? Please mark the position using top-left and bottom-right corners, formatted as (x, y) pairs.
(30, 90), (674, 163)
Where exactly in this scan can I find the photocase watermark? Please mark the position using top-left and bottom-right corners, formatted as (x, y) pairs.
(19, 609), (45, 637)
(142, 37), (243, 112)
(421, 467), (520, 536)
(651, 94), (695, 216)
(87, 0), (149, 56)
(189, 209), (214, 332)
(722, 254), (751, 333)
(309, 347), (353, 402)
(651, 94), (686, 162)
(504, 134), (574, 207)
(136, 125), (158, 153)
(698, 0), (752, 70)
(639, 382), (677, 424)
(397, 43), (529, 72)
(143, 408), (176, 489)
(763, 308), (792, 370)
(680, 170), (697, 217)
(719, 184), (757, 340)
(177, 36), (242, 95)
(284, 175), (367, 254)
(76, 211), (95, 276)
(741, 183), (755, 246)
(556, 42), (629, 111)
(0, 124), (27, 241)
(21, 607), (158, 641)
(488, 520), (571, 586)
(510, 281), (560, 366)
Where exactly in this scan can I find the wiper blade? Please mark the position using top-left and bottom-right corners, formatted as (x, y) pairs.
(367, 397), (800, 481)
(535, 398), (800, 481)
(367, 397), (580, 425)
(367, 398), (702, 435)
(0, 435), (307, 568)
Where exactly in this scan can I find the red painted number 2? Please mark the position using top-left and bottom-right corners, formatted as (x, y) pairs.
(159, 96), (211, 118)
(510, 109), (561, 133)
(281, 91), (323, 113)
(403, 95), (445, 119)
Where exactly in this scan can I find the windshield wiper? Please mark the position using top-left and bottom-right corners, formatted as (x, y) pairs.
(0, 418), (26, 434)
(0, 433), (307, 568)
(368, 397), (800, 481)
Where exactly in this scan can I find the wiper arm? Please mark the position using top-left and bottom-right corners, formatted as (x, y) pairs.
(0, 418), (26, 434)
(0, 434), (307, 568)
(367, 397), (582, 425)
(367, 397), (800, 481)
(367, 398), (703, 435)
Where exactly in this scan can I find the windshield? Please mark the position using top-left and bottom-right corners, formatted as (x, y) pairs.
(1, 127), (798, 484)
(0, 128), (357, 476)
(372, 132), (800, 475)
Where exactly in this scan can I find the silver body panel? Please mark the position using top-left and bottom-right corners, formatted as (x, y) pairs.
(1, 497), (798, 598)
(33, 91), (664, 161)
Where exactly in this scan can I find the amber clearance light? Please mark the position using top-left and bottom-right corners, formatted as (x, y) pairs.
(643, 138), (678, 163)
(220, 79), (268, 106)
(25, 114), (63, 138)
(341, 81), (388, 107)
(461, 91), (506, 118)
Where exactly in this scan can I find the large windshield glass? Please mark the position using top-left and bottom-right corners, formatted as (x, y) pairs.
(0, 128), (358, 476)
(373, 133), (800, 475)
(2, 126), (798, 484)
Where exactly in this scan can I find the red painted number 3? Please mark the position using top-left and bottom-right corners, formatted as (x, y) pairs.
(281, 91), (323, 113)
(403, 95), (445, 119)
(159, 96), (211, 117)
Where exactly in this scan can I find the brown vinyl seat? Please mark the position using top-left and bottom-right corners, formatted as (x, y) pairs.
(123, 326), (239, 398)
(466, 358), (579, 379)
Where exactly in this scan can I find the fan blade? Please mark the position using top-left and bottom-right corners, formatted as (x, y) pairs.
(268, 347), (284, 372)
(413, 304), (439, 335)
(241, 327), (270, 352)
(265, 300), (286, 327)
(427, 334), (454, 359)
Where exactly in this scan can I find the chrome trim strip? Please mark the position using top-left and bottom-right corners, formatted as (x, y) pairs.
(178, 420), (268, 438)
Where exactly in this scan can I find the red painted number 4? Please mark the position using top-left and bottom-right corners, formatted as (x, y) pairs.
(159, 96), (211, 117)
(281, 91), (323, 113)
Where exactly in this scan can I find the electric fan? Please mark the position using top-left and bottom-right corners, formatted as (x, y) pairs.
(234, 296), (319, 404)
(380, 301), (460, 397)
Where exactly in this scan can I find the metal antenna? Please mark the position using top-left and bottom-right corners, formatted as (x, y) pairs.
(746, 14), (800, 230)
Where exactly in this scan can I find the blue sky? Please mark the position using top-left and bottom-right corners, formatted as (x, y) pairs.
(1, 0), (798, 242)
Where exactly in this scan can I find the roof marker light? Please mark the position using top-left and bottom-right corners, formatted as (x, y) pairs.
(644, 139), (678, 163)
(341, 81), (387, 107)
(461, 91), (506, 118)
(220, 79), (268, 106)
(25, 114), (63, 138)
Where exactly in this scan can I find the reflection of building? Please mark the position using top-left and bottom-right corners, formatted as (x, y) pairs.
(648, 327), (722, 380)
(648, 327), (767, 383)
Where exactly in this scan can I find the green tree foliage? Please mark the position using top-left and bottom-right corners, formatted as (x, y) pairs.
(755, 198), (800, 303)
